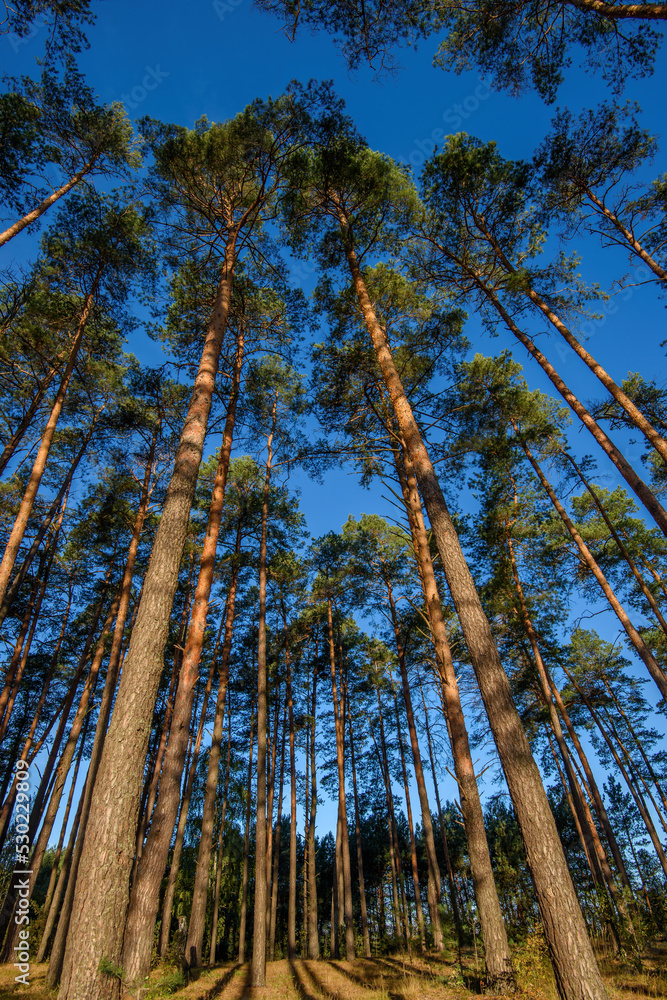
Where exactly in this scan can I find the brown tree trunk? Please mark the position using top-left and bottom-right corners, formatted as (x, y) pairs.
(371, 693), (407, 946)
(391, 685), (426, 951)
(269, 705), (287, 961)
(418, 674), (464, 967)
(121, 327), (244, 985)
(251, 402), (276, 987)
(283, 604), (298, 959)
(347, 696), (371, 957)
(308, 635), (320, 959)
(395, 443), (514, 988)
(59, 235), (238, 1000)
(326, 596), (356, 960)
(516, 432), (667, 702)
(0, 269), (102, 607)
(238, 701), (255, 964)
(342, 236), (606, 1000)
(0, 158), (99, 247)
(158, 635), (219, 958)
(210, 701), (233, 965)
(383, 570), (443, 951)
(185, 518), (244, 969)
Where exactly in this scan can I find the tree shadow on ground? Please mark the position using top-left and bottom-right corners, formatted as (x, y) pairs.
(288, 958), (324, 1000)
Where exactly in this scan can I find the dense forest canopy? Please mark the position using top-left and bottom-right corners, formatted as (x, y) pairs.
(0, 3), (665, 1000)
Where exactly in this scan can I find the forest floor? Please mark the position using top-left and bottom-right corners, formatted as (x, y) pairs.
(0, 941), (665, 1000)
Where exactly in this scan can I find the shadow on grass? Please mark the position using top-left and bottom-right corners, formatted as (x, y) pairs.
(197, 962), (248, 1000)
(288, 958), (323, 1000)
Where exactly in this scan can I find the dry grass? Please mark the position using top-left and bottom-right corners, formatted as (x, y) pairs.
(0, 945), (664, 1000)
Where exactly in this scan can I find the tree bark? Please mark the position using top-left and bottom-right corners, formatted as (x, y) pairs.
(0, 268), (102, 607)
(396, 443), (514, 988)
(346, 696), (371, 958)
(342, 233), (606, 1000)
(59, 234), (237, 1000)
(238, 700), (255, 964)
(185, 518), (244, 969)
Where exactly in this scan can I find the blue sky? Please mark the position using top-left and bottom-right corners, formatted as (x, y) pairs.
(4, 2), (666, 825)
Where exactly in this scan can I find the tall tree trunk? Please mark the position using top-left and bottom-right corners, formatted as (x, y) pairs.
(269, 706), (287, 961)
(505, 518), (638, 953)
(0, 157), (101, 247)
(342, 234), (606, 1000)
(184, 518), (244, 969)
(251, 402), (276, 987)
(371, 694), (407, 946)
(391, 685), (425, 952)
(562, 665), (667, 881)
(383, 570), (443, 950)
(59, 235), (238, 1000)
(395, 443), (514, 988)
(308, 636), (320, 959)
(121, 328), (244, 986)
(346, 696), (371, 958)
(238, 700), (255, 964)
(210, 702), (233, 965)
(474, 276), (667, 536)
(1, 586), (120, 958)
(418, 674), (464, 967)
(284, 606), (298, 959)
(516, 431), (667, 702)
(0, 269), (102, 607)
(158, 630), (220, 958)
(326, 596), (356, 960)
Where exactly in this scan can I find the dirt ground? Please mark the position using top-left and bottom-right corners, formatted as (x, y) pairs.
(0, 945), (665, 1000)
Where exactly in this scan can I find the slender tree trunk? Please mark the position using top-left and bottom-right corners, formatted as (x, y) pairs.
(474, 278), (667, 536)
(308, 637), (320, 959)
(1, 587), (119, 958)
(383, 571), (443, 951)
(251, 403), (276, 987)
(347, 697), (371, 957)
(238, 701), (255, 965)
(516, 432), (667, 702)
(210, 702), (233, 965)
(59, 235), (238, 1000)
(0, 360), (63, 475)
(391, 685), (425, 951)
(0, 269), (102, 607)
(396, 443), (514, 988)
(552, 441), (667, 636)
(284, 609), (298, 959)
(562, 665), (667, 881)
(185, 519), (244, 969)
(0, 158), (100, 247)
(158, 631), (219, 958)
(371, 695), (407, 946)
(342, 234), (605, 1000)
(326, 596), (356, 959)
(269, 706), (287, 962)
(418, 674), (464, 967)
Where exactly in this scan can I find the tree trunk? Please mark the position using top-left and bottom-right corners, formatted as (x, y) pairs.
(59, 235), (237, 1000)
(269, 706), (287, 961)
(342, 234), (606, 1000)
(0, 269), (102, 607)
(346, 696), (371, 958)
(396, 443), (514, 988)
(418, 674), (464, 967)
(326, 596), (356, 959)
(238, 701), (255, 964)
(308, 635), (320, 958)
(391, 685), (425, 951)
(210, 701), (233, 965)
(284, 607), (298, 959)
(0, 158), (99, 247)
(383, 570), (443, 951)
(185, 518), (244, 969)
(516, 432), (667, 702)
(251, 401), (276, 987)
